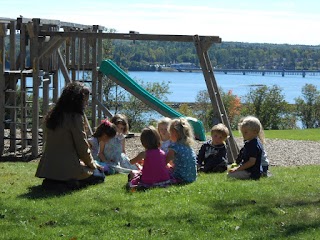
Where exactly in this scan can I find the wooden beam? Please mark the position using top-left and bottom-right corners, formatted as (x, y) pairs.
(20, 23), (27, 149)
(31, 18), (40, 157)
(71, 37), (76, 66)
(194, 35), (238, 163)
(57, 48), (71, 84)
(9, 21), (17, 151)
(65, 36), (70, 69)
(9, 21), (16, 70)
(52, 70), (59, 103)
(71, 36), (76, 80)
(85, 36), (90, 68)
(97, 30), (103, 122)
(0, 17), (15, 24)
(38, 36), (65, 59)
(95, 97), (113, 118)
(0, 23), (6, 36)
(42, 76), (50, 118)
(26, 22), (35, 38)
(40, 31), (222, 43)
(199, 35), (216, 52)
(91, 37), (97, 129)
(79, 37), (83, 73)
(16, 17), (101, 30)
(0, 23), (5, 155)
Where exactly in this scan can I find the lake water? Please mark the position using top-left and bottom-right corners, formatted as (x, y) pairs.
(128, 71), (320, 104)
(27, 70), (320, 104)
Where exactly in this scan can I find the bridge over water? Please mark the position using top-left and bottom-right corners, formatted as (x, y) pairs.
(173, 66), (320, 77)
(212, 69), (320, 77)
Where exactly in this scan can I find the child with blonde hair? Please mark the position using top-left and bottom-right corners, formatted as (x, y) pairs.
(166, 118), (197, 184)
(228, 116), (264, 180)
(157, 117), (172, 154)
(127, 126), (171, 190)
(197, 123), (229, 173)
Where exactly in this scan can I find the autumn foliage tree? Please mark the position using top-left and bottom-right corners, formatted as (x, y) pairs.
(195, 89), (242, 130)
(221, 90), (242, 129)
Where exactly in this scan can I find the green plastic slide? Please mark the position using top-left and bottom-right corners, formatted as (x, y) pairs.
(99, 59), (206, 141)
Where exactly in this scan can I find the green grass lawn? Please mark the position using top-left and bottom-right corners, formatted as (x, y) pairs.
(1, 161), (319, 240)
(232, 128), (320, 141)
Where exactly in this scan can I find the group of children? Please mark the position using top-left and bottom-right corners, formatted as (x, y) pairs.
(88, 112), (270, 190)
(87, 114), (139, 175)
(35, 82), (271, 192)
(198, 116), (270, 179)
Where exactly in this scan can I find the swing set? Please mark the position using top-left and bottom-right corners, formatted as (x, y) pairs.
(0, 17), (238, 162)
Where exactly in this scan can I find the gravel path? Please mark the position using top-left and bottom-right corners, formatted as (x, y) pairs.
(125, 135), (320, 167)
(2, 133), (319, 166)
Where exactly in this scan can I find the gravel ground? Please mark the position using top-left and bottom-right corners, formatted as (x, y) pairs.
(125, 134), (320, 167)
(1, 132), (319, 166)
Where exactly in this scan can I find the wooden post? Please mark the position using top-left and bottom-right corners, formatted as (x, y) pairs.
(42, 75), (50, 118)
(71, 36), (76, 80)
(57, 48), (71, 84)
(79, 37), (83, 81)
(9, 20), (17, 152)
(52, 70), (59, 103)
(91, 36), (97, 129)
(0, 23), (6, 155)
(85, 35), (90, 69)
(97, 29), (103, 121)
(20, 23), (28, 149)
(30, 18), (40, 157)
(194, 35), (239, 163)
(65, 36), (70, 70)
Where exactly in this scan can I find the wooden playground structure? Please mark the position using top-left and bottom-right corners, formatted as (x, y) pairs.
(0, 17), (238, 161)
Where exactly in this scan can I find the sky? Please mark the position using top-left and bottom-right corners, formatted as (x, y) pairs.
(2, 0), (320, 45)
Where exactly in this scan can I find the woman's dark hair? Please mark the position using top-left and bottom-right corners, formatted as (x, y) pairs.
(45, 82), (90, 130)
(140, 126), (160, 150)
(93, 120), (117, 138)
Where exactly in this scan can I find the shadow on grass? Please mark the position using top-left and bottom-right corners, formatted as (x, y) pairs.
(124, 181), (189, 193)
(0, 155), (39, 163)
(19, 177), (108, 199)
(281, 221), (320, 237)
(18, 185), (76, 199)
(204, 198), (320, 238)
(19, 180), (106, 199)
(205, 198), (320, 212)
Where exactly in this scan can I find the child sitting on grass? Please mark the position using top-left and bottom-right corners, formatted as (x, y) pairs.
(99, 114), (139, 173)
(157, 117), (172, 154)
(87, 119), (117, 175)
(228, 116), (264, 180)
(127, 126), (171, 190)
(197, 123), (229, 173)
(234, 116), (271, 177)
(166, 118), (197, 184)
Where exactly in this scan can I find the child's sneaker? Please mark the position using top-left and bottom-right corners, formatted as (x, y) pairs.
(261, 170), (272, 177)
